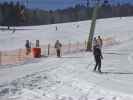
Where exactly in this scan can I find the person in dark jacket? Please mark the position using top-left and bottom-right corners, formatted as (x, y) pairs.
(92, 37), (98, 50)
(25, 40), (31, 55)
(93, 45), (103, 73)
(97, 36), (103, 50)
(55, 40), (62, 57)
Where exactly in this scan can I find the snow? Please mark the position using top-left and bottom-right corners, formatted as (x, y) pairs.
(0, 17), (133, 100)
(1, 17), (133, 51)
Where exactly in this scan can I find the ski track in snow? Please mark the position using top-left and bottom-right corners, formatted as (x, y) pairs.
(0, 50), (133, 100)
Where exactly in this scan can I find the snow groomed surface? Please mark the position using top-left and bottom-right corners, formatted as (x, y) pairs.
(0, 17), (133, 100)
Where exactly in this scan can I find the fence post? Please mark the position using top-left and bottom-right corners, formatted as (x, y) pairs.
(48, 44), (50, 56)
(18, 49), (22, 63)
(77, 41), (79, 52)
(85, 40), (87, 50)
(0, 51), (2, 65)
(68, 41), (71, 53)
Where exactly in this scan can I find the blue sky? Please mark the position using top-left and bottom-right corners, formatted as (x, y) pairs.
(0, 0), (133, 10)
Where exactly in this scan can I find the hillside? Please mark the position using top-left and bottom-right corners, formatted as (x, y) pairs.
(0, 17), (133, 51)
(0, 17), (133, 100)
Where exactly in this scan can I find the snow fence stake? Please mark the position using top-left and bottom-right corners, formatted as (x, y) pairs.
(0, 51), (1, 65)
(18, 49), (22, 63)
(48, 44), (50, 56)
(68, 41), (71, 53)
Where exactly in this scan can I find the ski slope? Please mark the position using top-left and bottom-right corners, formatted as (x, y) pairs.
(0, 17), (133, 100)
(0, 17), (133, 50)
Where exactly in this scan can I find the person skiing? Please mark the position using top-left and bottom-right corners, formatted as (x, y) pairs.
(55, 40), (62, 57)
(55, 26), (58, 31)
(25, 40), (31, 55)
(97, 36), (103, 49)
(92, 37), (98, 50)
(93, 45), (103, 73)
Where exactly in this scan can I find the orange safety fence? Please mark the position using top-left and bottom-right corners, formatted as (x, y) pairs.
(103, 37), (118, 47)
(0, 37), (116, 65)
(0, 49), (32, 65)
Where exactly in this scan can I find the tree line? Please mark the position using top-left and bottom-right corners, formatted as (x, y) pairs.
(0, 1), (133, 26)
(0, 1), (25, 26)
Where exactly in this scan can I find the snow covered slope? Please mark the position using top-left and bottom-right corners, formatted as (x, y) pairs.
(0, 17), (133, 100)
(0, 17), (133, 50)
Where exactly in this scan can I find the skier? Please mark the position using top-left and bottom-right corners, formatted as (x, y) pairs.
(25, 40), (31, 55)
(92, 37), (97, 50)
(55, 40), (62, 57)
(93, 45), (103, 73)
(12, 28), (15, 33)
(97, 36), (103, 50)
(55, 26), (58, 31)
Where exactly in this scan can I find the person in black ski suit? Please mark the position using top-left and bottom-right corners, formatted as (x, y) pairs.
(55, 40), (62, 57)
(25, 40), (31, 55)
(93, 45), (103, 73)
(97, 36), (103, 50)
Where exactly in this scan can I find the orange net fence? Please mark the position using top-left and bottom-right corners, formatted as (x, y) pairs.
(0, 49), (32, 65)
(0, 37), (117, 65)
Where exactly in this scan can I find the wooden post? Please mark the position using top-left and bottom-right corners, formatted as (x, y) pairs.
(48, 44), (50, 56)
(77, 41), (80, 52)
(68, 41), (71, 53)
(0, 51), (2, 65)
(86, 1), (100, 51)
(85, 40), (87, 49)
(18, 49), (22, 63)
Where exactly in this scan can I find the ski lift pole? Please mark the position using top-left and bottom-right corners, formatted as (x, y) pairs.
(86, 0), (100, 51)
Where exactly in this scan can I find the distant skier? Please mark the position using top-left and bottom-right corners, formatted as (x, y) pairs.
(25, 40), (31, 55)
(76, 24), (79, 28)
(93, 45), (103, 73)
(97, 36), (103, 50)
(55, 26), (58, 31)
(7, 26), (10, 30)
(12, 28), (16, 33)
(55, 40), (62, 57)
